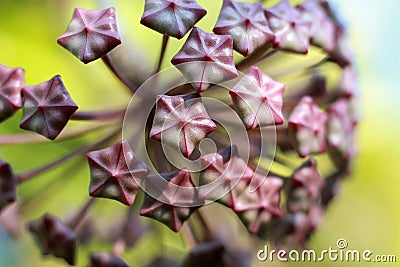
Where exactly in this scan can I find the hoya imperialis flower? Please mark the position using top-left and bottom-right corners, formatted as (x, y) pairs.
(140, 169), (198, 232)
(0, 64), (24, 122)
(264, 0), (312, 54)
(288, 96), (328, 158)
(171, 27), (238, 92)
(286, 158), (323, 213)
(213, 0), (275, 56)
(140, 0), (207, 39)
(238, 176), (284, 234)
(0, 159), (17, 211)
(87, 140), (150, 206)
(327, 98), (357, 171)
(297, 0), (336, 52)
(229, 66), (285, 130)
(198, 145), (255, 204)
(20, 75), (78, 140)
(27, 214), (77, 265)
(327, 98), (355, 151)
(149, 93), (216, 157)
(57, 8), (121, 64)
(0, 0), (360, 265)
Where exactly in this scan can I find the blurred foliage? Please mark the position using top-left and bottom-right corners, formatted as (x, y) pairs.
(0, 0), (399, 267)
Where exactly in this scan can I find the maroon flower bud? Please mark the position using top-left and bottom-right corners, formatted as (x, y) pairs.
(288, 96), (328, 157)
(140, 169), (197, 232)
(337, 66), (359, 98)
(237, 176), (283, 234)
(327, 98), (355, 152)
(198, 146), (254, 204)
(287, 158), (323, 213)
(264, 0), (311, 54)
(171, 27), (238, 92)
(140, 0), (206, 39)
(180, 241), (225, 267)
(20, 75), (78, 140)
(89, 252), (129, 267)
(229, 66), (285, 130)
(297, 0), (336, 53)
(150, 94), (216, 157)
(57, 8), (121, 64)
(292, 158), (323, 200)
(329, 28), (353, 68)
(0, 64), (24, 122)
(27, 214), (77, 265)
(0, 159), (17, 211)
(327, 98), (357, 170)
(213, 0), (275, 56)
(87, 140), (150, 206)
(292, 203), (324, 245)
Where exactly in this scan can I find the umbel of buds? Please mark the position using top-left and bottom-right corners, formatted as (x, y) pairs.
(0, 0), (359, 266)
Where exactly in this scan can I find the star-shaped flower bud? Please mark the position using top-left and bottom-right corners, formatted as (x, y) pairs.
(0, 64), (24, 122)
(327, 98), (355, 152)
(291, 159), (323, 199)
(292, 203), (324, 246)
(288, 96), (328, 157)
(327, 99), (357, 171)
(287, 159), (323, 213)
(140, 0), (207, 39)
(198, 145), (254, 204)
(20, 75), (78, 140)
(89, 252), (129, 267)
(87, 140), (150, 206)
(27, 214), (77, 265)
(171, 27), (238, 92)
(0, 159), (17, 211)
(264, 0), (312, 54)
(329, 28), (353, 67)
(57, 8), (121, 64)
(229, 66), (285, 130)
(213, 0), (275, 56)
(150, 94), (216, 157)
(297, 0), (336, 52)
(337, 66), (359, 98)
(236, 176), (283, 234)
(140, 169), (197, 232)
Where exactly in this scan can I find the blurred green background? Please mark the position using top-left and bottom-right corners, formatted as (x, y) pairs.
(0, 0), (399, 266)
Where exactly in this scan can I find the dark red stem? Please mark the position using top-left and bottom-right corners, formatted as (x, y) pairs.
(17, 128), (120, 183)
(68, 197), (96, 230)
(71, 109), (125, 121)
(102, 54), (138, 94)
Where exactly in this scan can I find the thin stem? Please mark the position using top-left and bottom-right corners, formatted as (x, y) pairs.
(236, 43), (272, 72)
(0, 125), (105, 145)
(307, 55), (329, 70)
(19, 158), (87, 213)
(17, 128), (120, 183)
(102, 54), (137, 94)
(182, 223), (198, 248)
(71, 109), (125, 121)
(68, 198), (96, 230)
(257, 49), (280, 65)
(155, 35), (170, 74)
(194, 209), (214, 242)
